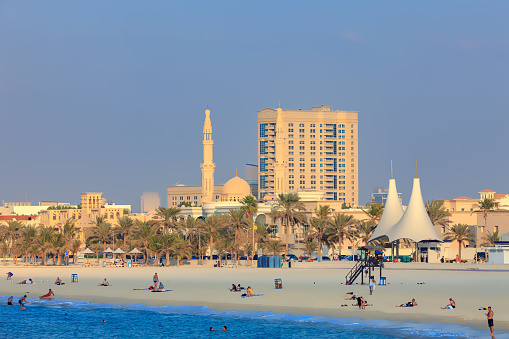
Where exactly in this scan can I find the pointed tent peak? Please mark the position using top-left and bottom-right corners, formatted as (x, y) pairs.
(385, 178), (442, 243)
(103, 247), (114, 253)
(368, 178), (404, 242)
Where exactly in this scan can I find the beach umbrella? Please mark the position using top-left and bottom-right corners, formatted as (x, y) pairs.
(81, 248), (95, 263)
(113, 248), (126, 261)
(129, 248), (143, 263)
(103, 247), (114, 253)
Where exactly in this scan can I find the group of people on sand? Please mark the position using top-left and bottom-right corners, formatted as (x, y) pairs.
(241, 286), (253, 297)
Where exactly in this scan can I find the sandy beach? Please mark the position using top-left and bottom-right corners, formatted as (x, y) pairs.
(2, 262), (508, 335)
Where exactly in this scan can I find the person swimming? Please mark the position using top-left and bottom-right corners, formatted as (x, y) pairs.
(7, 296), (13, 305)
(40, 289), (55, 299)
(19, 295), (29, 309)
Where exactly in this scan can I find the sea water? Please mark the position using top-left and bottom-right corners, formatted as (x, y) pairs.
(0, 296), (502, 338)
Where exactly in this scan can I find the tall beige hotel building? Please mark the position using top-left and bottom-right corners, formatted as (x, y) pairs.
(258, 104), (359, 205)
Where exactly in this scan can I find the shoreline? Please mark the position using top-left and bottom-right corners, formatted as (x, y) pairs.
(2, 265), (508, 335)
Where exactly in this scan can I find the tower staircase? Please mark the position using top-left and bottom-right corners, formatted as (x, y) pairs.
(345, 260), (364, 285)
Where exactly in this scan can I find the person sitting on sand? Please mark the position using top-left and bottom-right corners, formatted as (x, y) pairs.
(158, 282), (165, 291)
(40, 289), (55, 299)
(55, 277), (62, 285)
(246, 286), (253, 297)
(441, 298), (455, 309)
(6, 272), (13, 280)
(100, 278), (109, 286)
(19, 295), (29, 309)
(397, 299), (417, 307)
(230, 284), (237, 291)
(237, 284), (243, 291)
(7, 296), (13, 305)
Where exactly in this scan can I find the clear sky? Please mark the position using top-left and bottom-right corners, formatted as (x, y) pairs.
(1, 1), (508, 212)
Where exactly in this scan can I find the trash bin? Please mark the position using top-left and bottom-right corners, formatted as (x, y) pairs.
(380, 277), (387, 286)
(102, 261), (106, 267)
(71, 274), (78, 283)
(128, 261), (132, 268)
(275, 278), (283, 289)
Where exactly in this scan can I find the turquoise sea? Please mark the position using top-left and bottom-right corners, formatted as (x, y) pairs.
(0, 296), (503, 338)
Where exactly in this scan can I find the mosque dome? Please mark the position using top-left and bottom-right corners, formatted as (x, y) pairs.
(221, 172), (251, 202)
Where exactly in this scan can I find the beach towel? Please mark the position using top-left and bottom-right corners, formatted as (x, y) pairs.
(151, 290), (172, 292)
(241, 294), (263, 298)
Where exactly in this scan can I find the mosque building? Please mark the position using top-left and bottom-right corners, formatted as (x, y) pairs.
(166, 105), (253, 217)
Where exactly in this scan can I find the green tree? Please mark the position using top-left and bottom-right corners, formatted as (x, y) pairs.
(266, 239), (282, 256)
(133, 220), (158, 266)
(171, 238), (193, 266)
(325, 214), (357, 256)
(117, 217), (134, 248)
(91, 217), (113, 251)
(227, 209), (248, 244)
(70, 239), (82, 265)
(37, 225), (55, 266)
(305, 239), (318, 258)
(201, 214), (225, 257)
(355, 220), (375, 246)
(444, 224), (475, 261)
(156, 207), (181, 234)
(304, 217), (328, 259)
(51, 233), (66, 266)
(240, 195), (258, 263)
(474, 198), (496, 246)
(482, 230), (499, 247)
(362, 203), (384, 227)
(268, 193), (307, 256)
(425, 200), (451, 231)
(157, 233), (176, 266)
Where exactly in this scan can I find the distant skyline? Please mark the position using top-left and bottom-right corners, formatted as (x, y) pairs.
(1, 1), (508, 212)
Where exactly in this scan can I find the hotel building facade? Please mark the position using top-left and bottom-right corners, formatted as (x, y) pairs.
(257, 105), (359, 205)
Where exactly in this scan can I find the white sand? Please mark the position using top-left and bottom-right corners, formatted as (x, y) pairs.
(1, 262), (508, 333)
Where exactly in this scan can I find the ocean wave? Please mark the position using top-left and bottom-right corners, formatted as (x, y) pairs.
(1, 295), (506, 338)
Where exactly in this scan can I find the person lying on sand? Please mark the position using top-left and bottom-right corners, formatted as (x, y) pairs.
(441, 298), (455, 309)
(55, 277), (62, 285)
(345, 294), (358, 300)
(100, 278), (109, 286)
(18, 278), (33, 284)
(40, 289), (55, 299)
(230, 284), (237, 291)
(397, 299), (417, 307)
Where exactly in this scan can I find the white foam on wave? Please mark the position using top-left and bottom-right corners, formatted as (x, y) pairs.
(1, 295), (507, 338)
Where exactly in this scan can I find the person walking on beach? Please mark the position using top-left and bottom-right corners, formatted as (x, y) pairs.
(369, 277), (376, 295)
(153, 273), (159, 289)
(485, 306), (494, 336)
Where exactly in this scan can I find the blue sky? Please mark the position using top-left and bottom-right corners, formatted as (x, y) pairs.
(1, 1), (508, 212)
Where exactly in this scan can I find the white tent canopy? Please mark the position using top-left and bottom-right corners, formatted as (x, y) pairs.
(384, 178), (442, 243)
(129, 248), (143, 254)
(103, 247), (114, 253)
(81, 248), (95, 254)
(113, 248), (126, 254)
(369, 178), (404, 242)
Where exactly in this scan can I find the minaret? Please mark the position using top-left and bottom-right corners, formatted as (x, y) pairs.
(201, 103), (215, 202)
(274, 101), (286, 195)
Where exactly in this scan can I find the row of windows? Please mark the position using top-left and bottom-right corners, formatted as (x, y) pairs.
(287, 123), (353, 128)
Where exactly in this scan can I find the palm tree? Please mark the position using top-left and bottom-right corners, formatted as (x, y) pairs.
(356, 220), (375, 246)
(175, 216), (199, 241)
(266, 239), (283, 256)
(3, 220), (22, 264)
(304, 217), (328, 259)
(474, 198), (496, 247)
(171, 238), (193, 266)
(243, 243), (253, 266)
(70, 239), (82, 265)
(156, 207), (181, 234)
(133, 220), (158, 266)
(482, 230), (499, 247)
(362, 203), (384, 226)
(268, 193), (307, 256)
(240, 195), (258, 264)
(425, 200), (451, 231)
(148, 235), (163, 266)
(37, 225), (55, 266)
(325, 214), (357, 256)
(201, 214), (225, 257)
(157, 233), (176, 266)
(51, 233), (66, 266)
(444, 224), (475, 261)
(20, 225), (36, 265)
(305, 239), (318, 258)
(91, 217), (113, 251)
(315, 205), (332, 221)
(227, 209), (248, 244)
(0, 242), (8, 266)
(117, 217), (134, 248)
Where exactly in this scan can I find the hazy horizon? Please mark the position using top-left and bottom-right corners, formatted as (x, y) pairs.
(1, 1), (508, 212)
